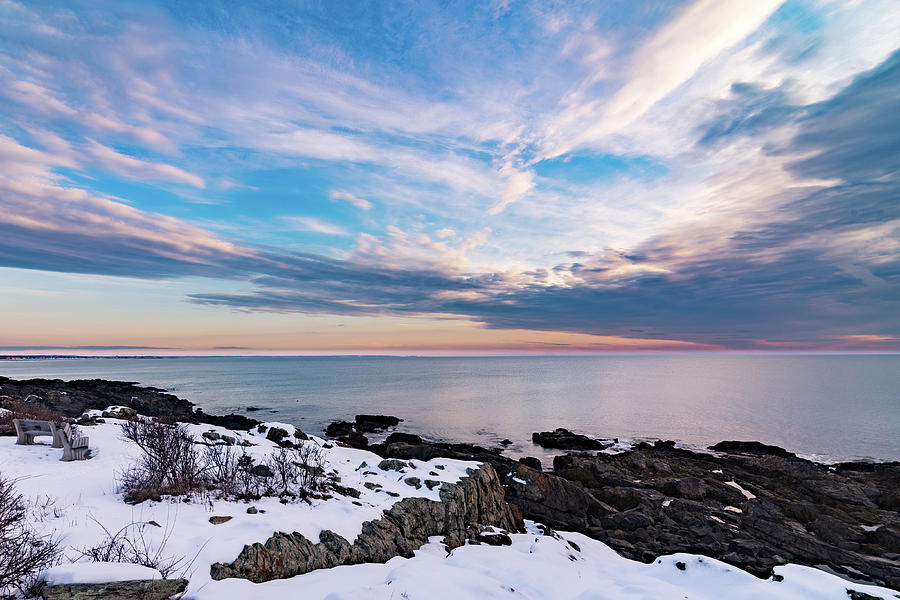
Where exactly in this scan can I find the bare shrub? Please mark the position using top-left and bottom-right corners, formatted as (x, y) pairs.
(295, 443), (327, 493)
(0, 399), (69, 436)
(204, 444), (239, 496)
(119, 420), (207, 502)
(120, 418), (330, 504)
(0, 473), (61, 596)
(1, 399), (67, 423)
(268, 447), (299, 494)
(75, 512), (203, 580)
(233, 451), (275, 498)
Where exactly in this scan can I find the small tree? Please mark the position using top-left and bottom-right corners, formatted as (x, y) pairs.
(0, 473), (60, 596)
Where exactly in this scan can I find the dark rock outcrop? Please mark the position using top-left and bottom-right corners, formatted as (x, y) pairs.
(324, 415), (402, 447)
(324, 420), (354, 437)
(710, 440), (797, 458)
(532, 428), (611, 450)
(210, 463), (521, 582)
(385, 432), (423, 445)
(354, 414), (401, 432)
(0, 376), (261, 430)
(367, 433), (900, 589)
(41, 578), (187, 600)
(525, 446), (900, 589)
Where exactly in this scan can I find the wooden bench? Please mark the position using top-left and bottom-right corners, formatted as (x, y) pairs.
(13, 418), (62, 448)
(58, 423), (91, 461)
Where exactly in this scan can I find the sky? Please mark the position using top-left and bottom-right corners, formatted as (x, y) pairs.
(0, 0), (898, 355)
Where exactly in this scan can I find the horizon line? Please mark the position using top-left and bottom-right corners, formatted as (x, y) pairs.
(2, 350), (900, 360)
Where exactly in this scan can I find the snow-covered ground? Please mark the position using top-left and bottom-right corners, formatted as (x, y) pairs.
(1, 414), (897, 600)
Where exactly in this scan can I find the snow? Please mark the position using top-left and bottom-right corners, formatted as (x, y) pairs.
(862, 524), (882, 532)
(42, 562), (160, 584)
(725, 479), (757, 499)
(724, 505), (743, 513)
(2, 415), (898, 599)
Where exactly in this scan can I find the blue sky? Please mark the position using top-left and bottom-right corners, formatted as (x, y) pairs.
(0, 0), (898, 353)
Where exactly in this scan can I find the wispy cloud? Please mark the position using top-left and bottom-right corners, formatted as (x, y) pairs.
(280, 216), (349, 236)
(329, 190), (373, 210)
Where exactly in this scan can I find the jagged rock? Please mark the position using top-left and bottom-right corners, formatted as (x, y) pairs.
(404, 477), (422, 489)
(41, 578), (187, 600)
(202, 431), (220, 441)
(367, 431), (900, 589)
(210, 464), (522, 582)
(504, 462), (608, 532)
(538, 445), (900, 588)
(519, 456), (542, 471)
(532, 428), (610, 450)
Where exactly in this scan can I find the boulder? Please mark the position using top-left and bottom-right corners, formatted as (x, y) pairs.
(324, 421), (354, 437)
(354, 414), (402, 432)
(265, 427), (289, 445)
(532, 428), (610, 450)
(378, 459), (408, 472)
(385, 432), (424, 445)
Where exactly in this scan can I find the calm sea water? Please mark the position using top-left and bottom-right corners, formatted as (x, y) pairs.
(1, 355), (898, 462)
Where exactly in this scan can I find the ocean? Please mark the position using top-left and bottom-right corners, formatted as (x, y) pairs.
(1, 354), (898, 463)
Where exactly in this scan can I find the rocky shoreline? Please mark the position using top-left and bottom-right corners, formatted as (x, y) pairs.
(2, 376), (898, 590)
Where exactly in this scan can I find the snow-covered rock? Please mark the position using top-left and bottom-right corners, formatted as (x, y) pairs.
(41, 562), (161, 585)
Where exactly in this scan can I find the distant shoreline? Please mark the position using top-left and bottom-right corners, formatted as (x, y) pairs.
(3, 351), (900, 360)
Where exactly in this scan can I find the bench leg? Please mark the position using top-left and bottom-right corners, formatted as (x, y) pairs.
(50, 423), (63, 448)
(14, 420), (27, 445)
(60, 448), (89, 461)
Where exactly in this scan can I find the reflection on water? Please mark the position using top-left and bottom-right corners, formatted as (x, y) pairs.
(1, 354), (898, 462)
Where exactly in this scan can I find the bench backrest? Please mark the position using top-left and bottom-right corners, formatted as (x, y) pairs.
(16, 419), (54, 434)
(59, 423), (88, 451)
